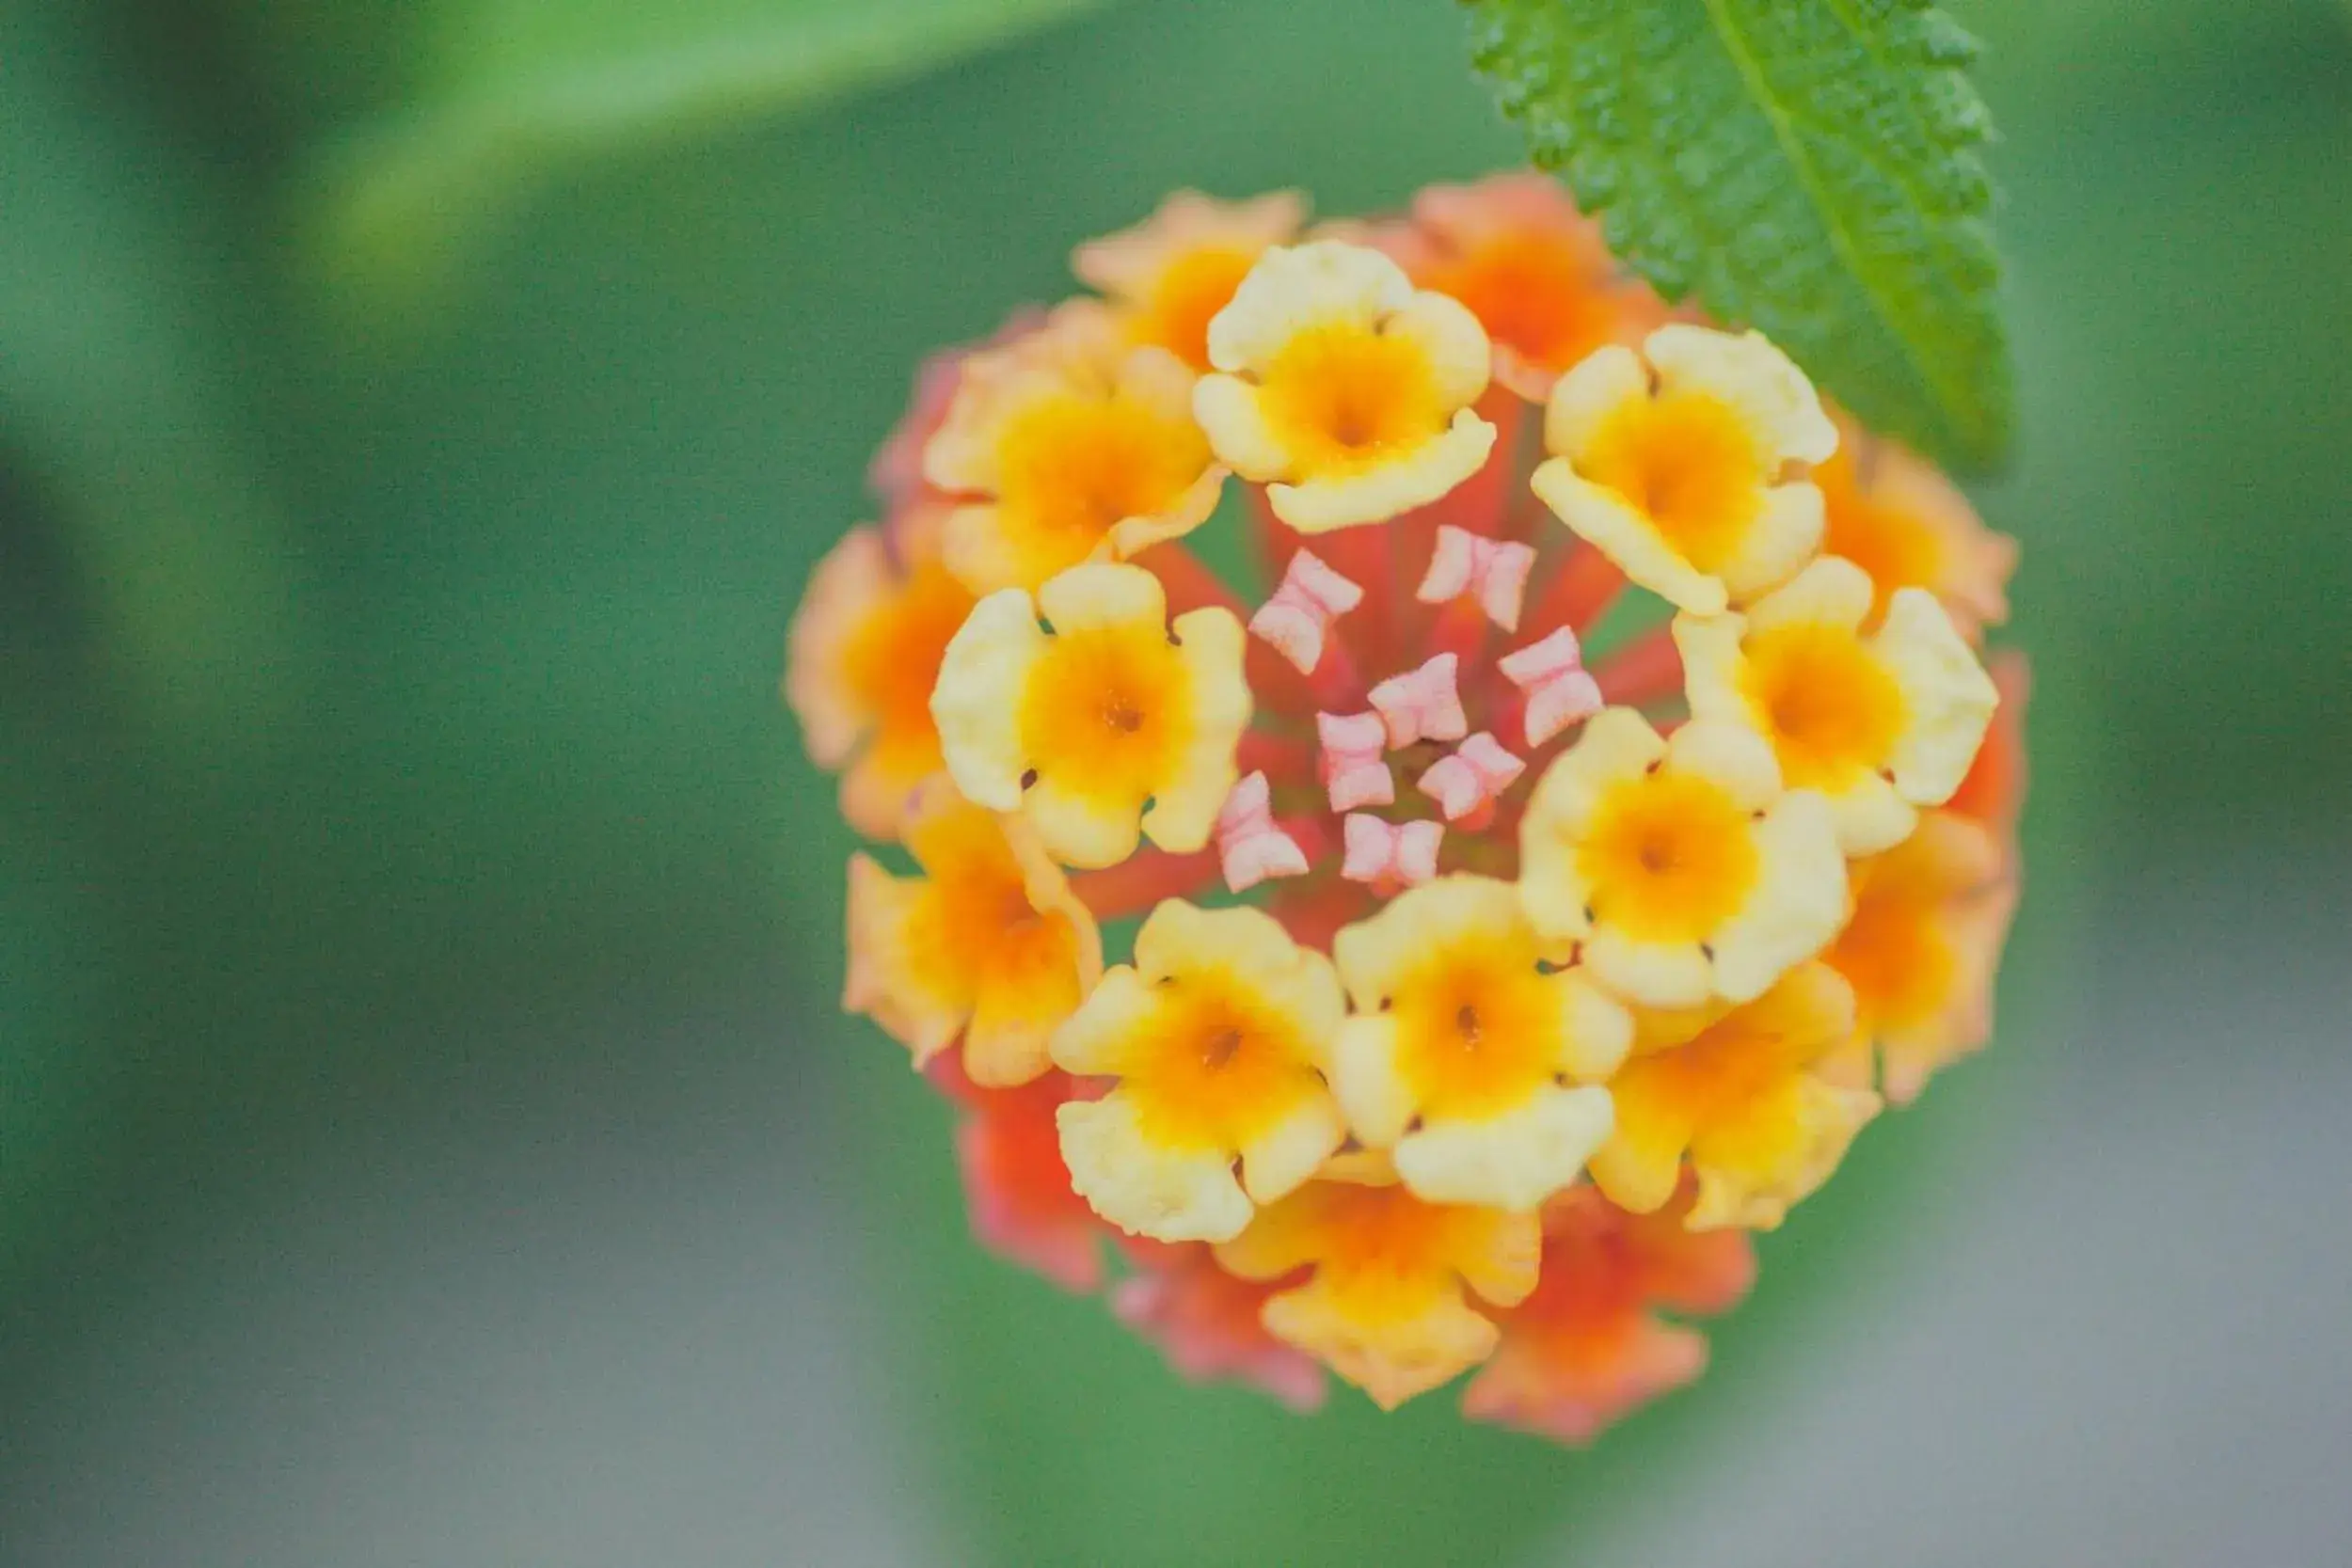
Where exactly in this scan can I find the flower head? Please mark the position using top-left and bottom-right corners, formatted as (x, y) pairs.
(924, 303), (1223, 593)
(786, 523), (977, 838)
(1533, 325), (1837, 615)
(1330, 876), (1629, 1211)
(1374, 171), (1666, 400)
(1593, 962), (1880, 1229)
(846, 777), (1102, 1085)
(1216, 1152), (1540, 1409)
(1463, 1182), (1755, 1444)
(1676, 556), (2001, 854)
(1194, 241), (1498, 532)
(795, 175), (2028, 1438)
(1051, 900), (1347, 1243)
(1519, 709), (1849, 1008)
(1075, 190), (1307, 373)
(931, 562), (1250, 867)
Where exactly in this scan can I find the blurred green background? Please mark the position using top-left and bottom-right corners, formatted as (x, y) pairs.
(2, 1), (2346, 1563)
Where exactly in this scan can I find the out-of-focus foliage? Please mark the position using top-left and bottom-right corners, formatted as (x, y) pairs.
(308, 0), (1117, 295)
(0, 5), (302, 735)
(1463, 0), (2010, 468)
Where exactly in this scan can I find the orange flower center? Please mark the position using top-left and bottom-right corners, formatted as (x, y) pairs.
(1581, 390), (1764, 569)
(1424, 233), (1614, 375)
(996, 393), (1208, 564)
(1576, 771), (1760, 942)
(1828, 879), (1955, 1033)
(839, 560), (974, 769)
(1129, 983), (1326, 1149)
(1737, 624), (1907, 791)
(1017, 623), (1195, 804)
(1310, 1183), (1471, 1323)
(1392, 945), (1561, 1120)
(1819, 456), (1944, 625)
(901, 828), (1070, 1006)
(1146, 245), (1258, 372)
(1259, 324), (1446, 477)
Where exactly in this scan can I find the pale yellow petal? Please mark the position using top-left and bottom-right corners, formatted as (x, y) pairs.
(1236, 1096), (1349, 1207)
(1879, 587), (2001, 806)
(1542, 344), (1649, 455)
(1387, 289), (1493, 409)
(1035, 560), (1167, 634)
(1662, 716), (1784, 812)
(1263, 1282), (1498, 1411)
(1050, 965), (1159, 1076)
(1552, 970), (1636, 1081)
(1582, 927), (1715, 1009)
(1191, 375), (1291, 481)
(1747, 554), (1875, 632)
(1391, 1085), (1614, 1212)
(1821, 770), (1920, 857)
(1531, 457), (1729, 615)
(1268, 408), (1497, 533)
(1331, 1014), (1415, 1147)
(930, 589), (1045, 810)
(1206, 240), (1415, 373)
(1644, 324), (1837, 465)
(1708, 790), (1849, 1004)
(1027, 771), (1146, 867)
(1716, 481), (1827, 605)
(1138, 607), (1251, 852)
(1057, 1092), (1255, 1243)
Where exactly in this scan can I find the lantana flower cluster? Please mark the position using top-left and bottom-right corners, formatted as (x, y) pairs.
(787, 175), (2026, 1437)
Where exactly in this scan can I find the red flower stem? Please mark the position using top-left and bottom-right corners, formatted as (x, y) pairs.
(1527, 543), (1628, 640)
(1425, 595), (1491, 670)
(1238, 728), (1315, 786)
(1134, 540), (1245, 617)
(1133, 539), (1321, 720)
(1593, 623), (1685, 707)
(1069, 847), (1221, 921)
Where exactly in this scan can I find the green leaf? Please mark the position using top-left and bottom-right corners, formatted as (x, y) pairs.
(1461, 0), (2012, 468)
(308, 0), (1117, 306)
(0, 4), (304, 736)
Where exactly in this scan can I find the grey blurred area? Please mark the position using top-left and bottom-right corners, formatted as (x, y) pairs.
(0, 996), (944, 1568)
(1545, 844), (2352, 1568)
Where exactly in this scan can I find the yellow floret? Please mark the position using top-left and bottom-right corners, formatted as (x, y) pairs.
(844, 778), (1102, 1085)
(1073, 189), (1307, 373)
(1193, 241), (1497, 532)
(1816, 415), (2017, 637)
(930, 562), (1251, 868)
(1216, 1153), (1540, 1409)
(784, 524), (978, 839)
(1591, 962), (1880, 1230)
(923, 302), (1224, 594)
(1532, 325), (1837, 614)
(1051, 900), (1347, 1243)
(1328, 876), (1629, 1212)
(1518, 708), (1849, 1008)
(1827, 811), (2018, 1104)
(1675, 556), (2001, 855)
